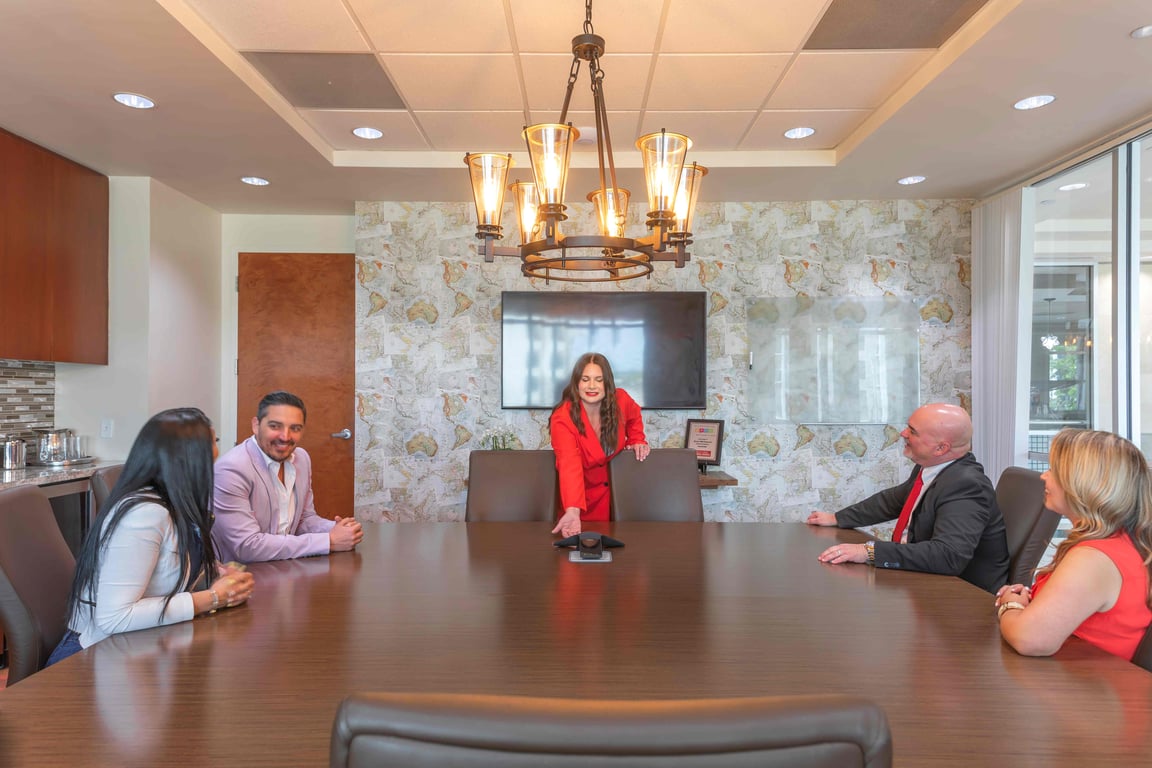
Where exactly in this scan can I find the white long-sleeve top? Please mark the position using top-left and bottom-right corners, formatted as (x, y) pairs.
(71, 498), (198, 649)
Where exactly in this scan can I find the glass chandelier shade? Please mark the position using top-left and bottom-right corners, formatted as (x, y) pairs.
(464, 152), (512, 235)
(588, 187), (631, 238)
(672, 163), (708, 237)
(509, 180), (542, 244)
(523, 124), (578, 208)
(637, 130), (691, 223)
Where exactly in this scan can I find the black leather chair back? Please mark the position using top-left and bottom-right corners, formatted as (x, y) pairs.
(465, 450), (558, 522)
(996, 466), (1061, 585)
(610, 448), (704, 522)
(1132, 624), (1152, 673)
(90, 463), (125, 514)
(331, 692), (892, 768)
(0, 486), (77, 684)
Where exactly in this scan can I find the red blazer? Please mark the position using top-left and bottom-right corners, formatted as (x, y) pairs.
(550, 388), (646, 522)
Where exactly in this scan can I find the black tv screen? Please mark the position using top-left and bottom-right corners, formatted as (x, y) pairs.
(501, 291), (707, 409)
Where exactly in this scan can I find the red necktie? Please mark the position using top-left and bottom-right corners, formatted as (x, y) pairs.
(891, 471), (924, 544)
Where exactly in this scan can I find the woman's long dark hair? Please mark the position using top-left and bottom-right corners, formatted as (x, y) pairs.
(555, 352), (620, 455)
(67, 408), (219, 621)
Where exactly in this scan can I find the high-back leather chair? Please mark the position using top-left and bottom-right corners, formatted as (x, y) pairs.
(465, 450), (558, 522)
(996, 466), (1061, 585)
(0, 486), (77, 684)
(1132, 624), (1152, 673)
(90, 463), (125, 514)
(610, 448), (704, 522)
(330, 692), (892, 768)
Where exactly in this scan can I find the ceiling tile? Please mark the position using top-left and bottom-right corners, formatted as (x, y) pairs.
(509, 0), (663, 55)
(662, 0), (830, 52)
(382, 54), (522, 110)
(417, 111), (528, 152)
(638, 112), (757, 151)
(186, 0), (368, 52)
(742, 110), (871, 149)
(521, 53), (652, 113)
(243, 52), (404, 109)
(648, 54), (791, 110)
(526, 111), (643, 152)
(806, 0), (991, 50)
(349, 0), (512, 53)
(298, 109), (430, 150)
(767, 51), (933, 109)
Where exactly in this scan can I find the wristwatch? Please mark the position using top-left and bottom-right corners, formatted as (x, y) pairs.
(865, 541), (876, 566)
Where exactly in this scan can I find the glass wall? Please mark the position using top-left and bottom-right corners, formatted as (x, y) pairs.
(1026, 133), (1152, 466)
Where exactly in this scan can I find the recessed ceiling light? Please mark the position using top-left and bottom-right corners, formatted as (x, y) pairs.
(783, 126), (815, 140)
(1013, 94), (1056, 111)
(897, 175), (926, 185)
(352, 127), (383, 140)
(113, 92), (155, 109)
(1130, 24), (1152, 39)
(240, 176), (270, 186)
(1057, 182), (1088, 191)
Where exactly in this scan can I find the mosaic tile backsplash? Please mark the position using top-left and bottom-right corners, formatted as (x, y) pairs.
(354, 199), (974, 524)
(0, 359), (55, 442)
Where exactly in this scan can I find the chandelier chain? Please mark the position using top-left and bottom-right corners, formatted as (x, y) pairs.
(584, 0), (594, 35)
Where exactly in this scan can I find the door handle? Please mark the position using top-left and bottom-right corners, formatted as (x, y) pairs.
(330, 428), (352, 440)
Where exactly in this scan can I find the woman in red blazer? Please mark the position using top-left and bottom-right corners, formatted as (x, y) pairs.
(550, 353), (650, 537)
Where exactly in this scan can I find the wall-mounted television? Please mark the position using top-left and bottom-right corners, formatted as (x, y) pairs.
(501, 291), (707, 410)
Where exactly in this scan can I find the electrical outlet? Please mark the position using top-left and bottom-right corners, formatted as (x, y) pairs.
(100, 418), (114, 438)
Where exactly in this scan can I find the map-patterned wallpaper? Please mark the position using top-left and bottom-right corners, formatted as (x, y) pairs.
(353, 199), (973, 524)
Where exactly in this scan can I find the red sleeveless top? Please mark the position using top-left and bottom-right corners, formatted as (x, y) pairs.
(1032, 533), (1152, 660)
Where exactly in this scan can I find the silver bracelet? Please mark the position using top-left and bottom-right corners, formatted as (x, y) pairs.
(208, 588), (220, 614)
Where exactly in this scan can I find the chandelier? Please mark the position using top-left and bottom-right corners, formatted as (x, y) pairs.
(464, 0), (706, 283)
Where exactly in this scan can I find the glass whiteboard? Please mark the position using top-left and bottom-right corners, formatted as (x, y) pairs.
(747, 297), (920, 424)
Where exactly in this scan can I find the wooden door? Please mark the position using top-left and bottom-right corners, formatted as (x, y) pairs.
(236, 253), (355, 519)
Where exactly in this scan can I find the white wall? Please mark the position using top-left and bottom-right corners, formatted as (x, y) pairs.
(148, 181), (222, 424)
(218, 215), (355, 445)
(55, 177), (152, 460)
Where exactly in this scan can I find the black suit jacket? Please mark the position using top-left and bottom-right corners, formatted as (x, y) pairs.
(835, 453), (1009, 593)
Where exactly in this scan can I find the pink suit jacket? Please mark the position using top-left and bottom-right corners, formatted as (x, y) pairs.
(211, 437), (335, 563)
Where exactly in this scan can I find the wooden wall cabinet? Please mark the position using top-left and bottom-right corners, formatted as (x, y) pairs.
(0, 128), (108, 364)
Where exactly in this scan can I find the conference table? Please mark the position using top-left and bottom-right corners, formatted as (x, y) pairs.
(1, 522), (1149, 766)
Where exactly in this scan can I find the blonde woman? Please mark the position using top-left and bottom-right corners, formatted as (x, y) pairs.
(997, 429), (1152, 660)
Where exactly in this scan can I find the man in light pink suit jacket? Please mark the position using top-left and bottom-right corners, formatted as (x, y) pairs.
(212, 391), (362, 563)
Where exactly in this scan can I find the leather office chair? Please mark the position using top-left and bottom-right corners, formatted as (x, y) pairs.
(0, 486), (77, 685)
(89, 463), (125, 514)
(330, 692), (892, 768)
(1132, 624), (1152, 673)
(464, 450), (558, 522)
(610, 448), (704, 522)
(996, 466), (1061, 585)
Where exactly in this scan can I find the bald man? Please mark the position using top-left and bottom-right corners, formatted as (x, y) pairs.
(806, 403), (1009, 592)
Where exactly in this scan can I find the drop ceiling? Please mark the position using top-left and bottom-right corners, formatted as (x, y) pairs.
(0, 0), (1149, 214)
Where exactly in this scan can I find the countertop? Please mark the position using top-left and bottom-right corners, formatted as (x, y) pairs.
(0, 459), (122, 492)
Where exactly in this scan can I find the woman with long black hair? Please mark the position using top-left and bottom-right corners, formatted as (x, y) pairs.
(47, 408), (254, 664)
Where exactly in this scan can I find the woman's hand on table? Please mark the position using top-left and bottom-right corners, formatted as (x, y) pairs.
(552, 508), (582, 537)
(209, 570), (255, 608)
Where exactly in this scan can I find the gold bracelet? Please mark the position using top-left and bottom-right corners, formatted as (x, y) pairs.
(865, 541), (875, 566)
(997, 601), (1025, 620)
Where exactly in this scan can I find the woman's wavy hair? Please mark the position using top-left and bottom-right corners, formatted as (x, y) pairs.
(1036, 428), (1152, 607)
(67, 407), (219, 621)
(556, 352), (620, 455)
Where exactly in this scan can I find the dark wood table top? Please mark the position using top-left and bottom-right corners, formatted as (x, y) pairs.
(1, 522), (1149, 766)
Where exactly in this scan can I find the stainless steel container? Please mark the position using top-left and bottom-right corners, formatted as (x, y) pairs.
(1, 436), (27, 469)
